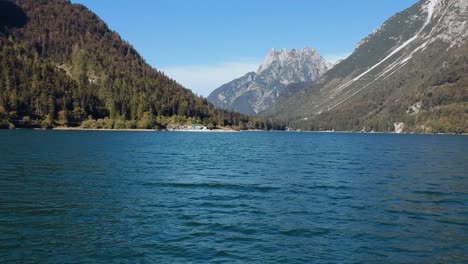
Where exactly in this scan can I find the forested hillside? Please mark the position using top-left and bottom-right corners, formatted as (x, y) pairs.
(267, 0), (467, 134)
(0, 0), (282, 130)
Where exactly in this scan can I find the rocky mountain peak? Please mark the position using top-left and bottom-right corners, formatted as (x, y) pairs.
(208, 46), (331, 114)
(257, 46), (326, 74)
(258, 48), (279, 73)
(301, 46), (317, 55)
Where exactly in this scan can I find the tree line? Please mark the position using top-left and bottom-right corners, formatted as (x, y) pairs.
(0, 0), (285, 130)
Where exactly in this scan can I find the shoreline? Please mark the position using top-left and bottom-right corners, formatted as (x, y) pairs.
(171, 129), (239, 133)
(2, 127), (465, 135)
(52, 127), (158, 132)
(50, 127), (239, 132)
(298, 130), (468, 136)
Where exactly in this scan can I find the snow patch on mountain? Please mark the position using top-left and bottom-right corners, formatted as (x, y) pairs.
(328, 0), (467, 110)
(426, 0), (441, 23)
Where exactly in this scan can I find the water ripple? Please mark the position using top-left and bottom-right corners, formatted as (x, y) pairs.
(0, 130), (467, 263)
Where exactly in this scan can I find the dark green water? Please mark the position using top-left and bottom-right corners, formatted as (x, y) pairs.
(0, 130), (467, 263)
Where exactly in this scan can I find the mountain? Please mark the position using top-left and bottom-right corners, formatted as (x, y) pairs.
(207, 47), (331, 115)
(267, 0), (468, 134)
(0, 0), (282, 130)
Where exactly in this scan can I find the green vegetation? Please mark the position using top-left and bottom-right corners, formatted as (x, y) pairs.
(0, 0), (284, 131)
(266, 1), (467, 135)
(284, 42), (468, 134)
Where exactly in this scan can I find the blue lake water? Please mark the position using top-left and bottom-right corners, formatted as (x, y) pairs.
(0, 130), (467, 263)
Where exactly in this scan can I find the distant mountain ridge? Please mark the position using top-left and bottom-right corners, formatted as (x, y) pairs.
(207, 47), (331, 115)
(267, 0), (468, 133)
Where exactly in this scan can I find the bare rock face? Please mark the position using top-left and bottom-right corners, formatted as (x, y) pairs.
(207, 46), (331, 115)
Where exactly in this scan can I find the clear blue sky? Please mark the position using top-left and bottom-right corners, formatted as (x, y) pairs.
(71, 0), (418, 96)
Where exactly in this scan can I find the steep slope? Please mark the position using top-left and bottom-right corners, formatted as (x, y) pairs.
(0, 0), (279, 130)
(268, 0), (468, 133)
(208, 47), (331, 115)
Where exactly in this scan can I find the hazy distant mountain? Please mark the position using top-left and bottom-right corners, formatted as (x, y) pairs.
(268, 0), (468, 133)
(207, 47), (331, 115)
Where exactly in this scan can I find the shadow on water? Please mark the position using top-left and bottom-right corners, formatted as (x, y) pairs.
(0, 1), (28, 33)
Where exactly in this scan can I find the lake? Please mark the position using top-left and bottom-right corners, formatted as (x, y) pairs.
(0, 130), (467, 263)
